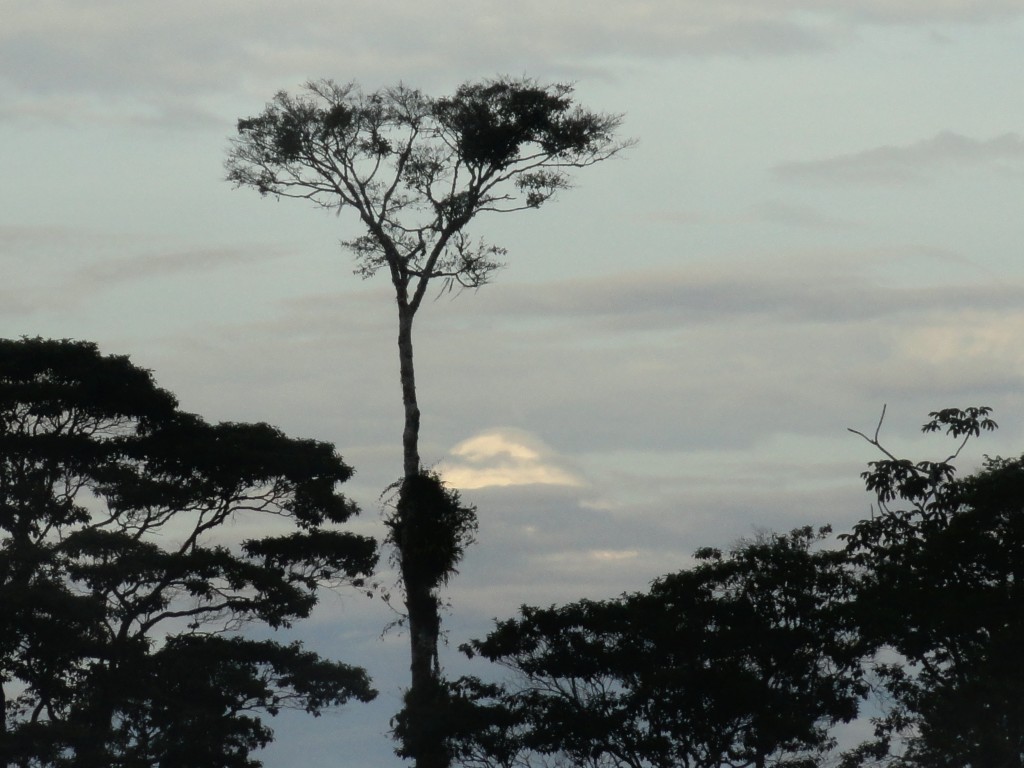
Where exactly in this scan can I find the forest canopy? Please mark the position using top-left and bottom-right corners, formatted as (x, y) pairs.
(0, 337), (378, 767)
(3, 338), (1020, 768)
(446, 407), (1024, 768)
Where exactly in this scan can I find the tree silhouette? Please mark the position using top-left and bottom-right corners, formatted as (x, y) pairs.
(226, 76), (630, 768)
(455, 527), (866, 768)
(451, 407), (1024, 768)
(844, 407), (1024, 768)
(0, 337), (377, 767)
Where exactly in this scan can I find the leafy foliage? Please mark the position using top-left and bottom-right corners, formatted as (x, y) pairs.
(449, 407), (1023, 768)
(0, 337), (377, 766)
(227, 77), (629, 297)
(850, 405), (996, 514)
(456, 528), (866, 768)
(844, 407), (1024, 768)
(385, 471), (478, 592)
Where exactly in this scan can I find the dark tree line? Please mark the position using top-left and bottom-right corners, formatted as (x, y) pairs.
(4, 339), (1021, 768)
(441, 407), (1024, 768)
(455, 527), (864, 768)
(0, 338), (377, 767)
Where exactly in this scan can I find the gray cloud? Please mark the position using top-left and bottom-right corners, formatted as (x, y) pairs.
(78, 247), (288, 284)
(773, 132), (1024, 185)
(0, 227), (288, 317)
(751, 200), (854, 229)
(0, 225), (147, 251)
(642, 203), (854, 231)
(133, 251), (1024, 466)
(0, 95), (223, 129)
(3, 1), (1020, 124)
(834, 0), (1024, 24)
(457, 258), (1024, 328)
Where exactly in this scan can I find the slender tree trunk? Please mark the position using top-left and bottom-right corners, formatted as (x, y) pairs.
(395, 300), (447, 768)
(397, 304), (421, 481)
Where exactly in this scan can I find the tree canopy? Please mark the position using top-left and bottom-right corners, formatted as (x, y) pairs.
(449, 407), (1023, 768)
(226, 77), (629, 300)
(0, 337), (378, 767)
(227, 76), (631, 768)
(455, 527), (865, 768)
(843, 407), (1024, 768)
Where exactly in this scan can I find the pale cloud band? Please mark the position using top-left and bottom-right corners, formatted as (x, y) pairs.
(773, 131), (1024, 185)
(439, 429), (584, 490)
(3, 1), (1022, 123)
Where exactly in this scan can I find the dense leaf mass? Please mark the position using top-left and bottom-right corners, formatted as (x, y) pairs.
(845, 428), (1024, 768)
(386, 472), (478, 591)
(458, 528), (864, 768)
(451, 407), (1023, 768)
(0, 337), (377, 767)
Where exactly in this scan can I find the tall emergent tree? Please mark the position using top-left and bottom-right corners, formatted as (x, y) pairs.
(226, 76), (630, 766)
(0, 337), (378, 767)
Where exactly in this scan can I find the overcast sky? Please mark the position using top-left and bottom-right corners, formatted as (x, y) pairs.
(4, 1), (1024, 764)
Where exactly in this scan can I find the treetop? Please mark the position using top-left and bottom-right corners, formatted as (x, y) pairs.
(226, 76), (631, 301)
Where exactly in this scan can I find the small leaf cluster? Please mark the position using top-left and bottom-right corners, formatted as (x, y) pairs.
(385, 470), (478, 593)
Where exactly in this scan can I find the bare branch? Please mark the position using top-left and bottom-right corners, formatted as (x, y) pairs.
(847, 404), (900, 462)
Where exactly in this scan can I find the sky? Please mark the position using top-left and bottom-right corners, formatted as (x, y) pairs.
(3, 0), (1024, 764)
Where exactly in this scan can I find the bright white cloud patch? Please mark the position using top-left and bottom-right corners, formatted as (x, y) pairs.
(588, 549), (641, 562)
(439, 429), (583, 489)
